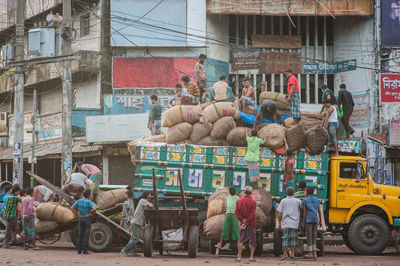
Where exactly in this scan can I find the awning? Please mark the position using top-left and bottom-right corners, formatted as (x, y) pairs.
(0, 139), (103, 161)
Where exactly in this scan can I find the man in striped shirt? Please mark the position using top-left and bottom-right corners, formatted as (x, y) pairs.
(181, 76), (200, 104)
(3, 186), (21, 248)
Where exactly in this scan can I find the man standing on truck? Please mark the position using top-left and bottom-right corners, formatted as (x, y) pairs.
(337, 83), (355, 139)
(245, 129), (264, 188)
(322, 98), (339, 156)
(285, 70), (301, 125)
(181, 76), (201, 104)
(215, 187), (240, 250)
(148, 95), (163, 136)
(302, 187), (323, 259)
(72, 189), (96, 255)
(235, 186), (257, 262)
(239, 77), (255, 112)
(277, 187), (302, 260)
(77, 162), (103, 197)
(122, 191), (153, 257)
(195, 54), (207, 101)
(253, 99), (286, 128)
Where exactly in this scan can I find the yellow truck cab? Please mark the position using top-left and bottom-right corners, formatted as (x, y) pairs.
(329, 156), (400, 254)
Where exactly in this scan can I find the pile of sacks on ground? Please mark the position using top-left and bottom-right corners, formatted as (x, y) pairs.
(203, 188), (272, 240)
(127, 91), (329, 156)
(35, 189), (128, 234)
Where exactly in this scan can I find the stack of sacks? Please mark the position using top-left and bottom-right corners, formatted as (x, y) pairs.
(285, 111), (326, 131)
(203, 188), (272, 240)
(258, 124), (286, 149)
(95, 189), (128, 210)
(259, 91), (290, 114)
(35, 202), (76, 234)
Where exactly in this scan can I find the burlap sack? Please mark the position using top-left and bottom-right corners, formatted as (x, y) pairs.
(166, 122), (193, 144)
(162, 105), (202, 127)
(285, 117), (295, 128)
(305, 126), (329, 155)
(227, 127), (251, 147)
(207, 199), (226, 219)
(244, 105), (258, 116)
(200, 102), (237, 124)
(95, 188), (128, 210)
(176, 139), (193, 145)
(36, 203), (76, 224)
(286, 124), (305, 151)
(259, 91), (290, 111)
(255, 207), (267, 228)
(197, 136), (229, 146)
(302, 111), (324, 120)
(203, 214), (225, 240)
(189, 122), (212, 143)
(35, 219), (58, 234)
(210, 117), (236, 139)
(258, 124), (286, 149)
(240, 188), (272, 220)
(209, 188), (230, 202)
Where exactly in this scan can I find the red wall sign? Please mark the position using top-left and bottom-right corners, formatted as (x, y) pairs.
(381, 74), (400, 102)
(113, 57), (197, 89)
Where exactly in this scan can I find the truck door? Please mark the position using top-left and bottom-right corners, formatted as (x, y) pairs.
(336, 161), (371, 208)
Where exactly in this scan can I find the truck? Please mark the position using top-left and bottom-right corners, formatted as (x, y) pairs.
(131, 140), (400, 255)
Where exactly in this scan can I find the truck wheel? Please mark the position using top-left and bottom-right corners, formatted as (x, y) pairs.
(273, 229), (282, 257)
(188, 225), (199, 258)
(342, 232), (355, 252)
(198, 211), (209, 252)
(255, 228), (263, 255)
(348, 214), (389, 255)
(88, 223), (113, 252)
(143, 224), (153, 257)
(317, 233), (325, 257)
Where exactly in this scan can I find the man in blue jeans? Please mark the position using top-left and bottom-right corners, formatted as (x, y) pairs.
(72, 189), (96, 254)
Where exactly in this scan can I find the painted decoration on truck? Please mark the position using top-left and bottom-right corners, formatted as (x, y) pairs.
(304, 154), (322, 170)
(338, 139), (361, 153)
(213, 147), (230, 165)
(188, 169), (204, 188)
(140, 145), (162, 161)
(259, 173), (272, 191)
(233, 172), (247, 190)
(167, 144), (186, 162)
(232, 148), (247, 166)
(165, 169), (180, 187)
(260, 149), (275, 167)
(189, 146), (206, 163)
(279, 155), (298, 168)
(211, 170), (226, 189)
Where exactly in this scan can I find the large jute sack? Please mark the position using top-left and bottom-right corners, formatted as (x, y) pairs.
(203, 214), (225, 240)
(240, 188), (272, 219)
(95, 188), (128, 210)
(258, 124), (286, 149)
(35, 220), (58, 234)
(166, 122), (193, 144)
(209, 188), (230, 202)
(255, 207), (267, 228)
(189, 122), (212, 143)
(207, 199), (226, 219)
(162, 105), (203, 127)
(302, 111), (324, 120)
(200, 102), (237, 124)
(305, 126), (329, 155)
(197, 136), (229, 146)
(36, 203), (75, 224)
(286, 124), (305, 151)
(176, 139), (193, 145)
(227, 127), (251, 147)
(259, 91), (290, 111)
(210, 117), (236, 139)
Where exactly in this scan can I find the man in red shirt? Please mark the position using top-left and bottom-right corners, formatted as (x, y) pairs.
(285, 69), (301, 124)
(235, 186), (257, 262)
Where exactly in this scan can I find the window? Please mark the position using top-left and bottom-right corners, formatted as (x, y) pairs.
(80, 14), (90, 37)
(340, 163), (365, 179)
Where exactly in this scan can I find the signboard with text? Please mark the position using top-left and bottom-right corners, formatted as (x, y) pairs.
(231, 48), (260, 71)
(350, 93), (370, 128)
(389, 120), (400, 146)
(381, 73), (400, 102)
(302, 59), (356, 74)
(260, 52), (301, 74)
(252, 35), (302, 49)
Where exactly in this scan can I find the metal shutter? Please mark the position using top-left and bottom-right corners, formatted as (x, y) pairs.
(109, 156), (135, 186)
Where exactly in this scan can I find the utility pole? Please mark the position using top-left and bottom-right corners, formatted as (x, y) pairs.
(61, 0), (73, 183)
(30, 87), (37, 188)
(13, 0), (25, 185)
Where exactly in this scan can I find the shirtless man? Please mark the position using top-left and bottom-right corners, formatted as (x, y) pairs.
(240, 78), (255, 112)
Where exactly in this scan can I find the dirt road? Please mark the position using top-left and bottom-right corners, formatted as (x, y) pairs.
(0, 242), (398, 266)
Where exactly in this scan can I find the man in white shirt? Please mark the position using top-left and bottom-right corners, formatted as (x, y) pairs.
(61, 173), (91, 201)
(33, 185), (54, 206)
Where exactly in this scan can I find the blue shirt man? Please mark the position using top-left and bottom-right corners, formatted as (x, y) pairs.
(302, 194), (320, 223)
(72, 189), (96, 254)
(302, 187), (322, 258)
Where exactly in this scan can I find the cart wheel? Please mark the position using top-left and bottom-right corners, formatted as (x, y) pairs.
(317, 232), (325, 257)
(89, 223), (113, 252)
(143, 224), (153, 257)
(38, 233), (61, 245)
(209, 240), (217, 255)
(273, 229), (282, 257)
(188, 225), (199, 258)
(255, 228), (263, 255)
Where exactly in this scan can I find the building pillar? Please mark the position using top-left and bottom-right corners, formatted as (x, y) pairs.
(102, 153), (109, 185)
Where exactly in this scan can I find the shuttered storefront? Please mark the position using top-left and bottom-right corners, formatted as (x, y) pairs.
(109, 156), (135, 186)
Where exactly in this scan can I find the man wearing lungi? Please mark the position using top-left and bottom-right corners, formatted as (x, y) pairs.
(235, 186), (257, 262)
(277, 187), (302, 260)
(77, 162), (103, 196)
(285, 70), (301, 125)
(21, 188), (39, 250)
(245, 129), (264, 188)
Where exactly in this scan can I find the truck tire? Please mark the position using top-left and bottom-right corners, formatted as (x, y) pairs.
(273, 229), (282, 257)
(88, 223), (113, 252)
(317, 232), (325, 257)
(348, 214), (389, 255)
(342, 232), (355, 252)
(198, 211), (209, 252)
(188, 225), (199, 258)
(143, 224), (153, 257)
(255, 228), (263, 255)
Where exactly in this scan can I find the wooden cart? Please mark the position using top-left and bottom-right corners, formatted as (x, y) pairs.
(143, 168), (199, 258)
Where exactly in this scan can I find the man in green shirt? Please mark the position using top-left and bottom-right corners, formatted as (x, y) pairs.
(3, 186), (21, 248)
(245, 129), (264, 188)
(215, 187), (240, 249)
(148, 95), (163, 136)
